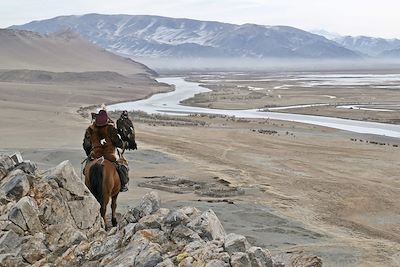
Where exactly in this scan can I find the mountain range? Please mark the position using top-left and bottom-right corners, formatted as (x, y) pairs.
(9, 14), (400, 59)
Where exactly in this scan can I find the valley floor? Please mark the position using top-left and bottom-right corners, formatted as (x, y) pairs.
(1, 73), (400, 266)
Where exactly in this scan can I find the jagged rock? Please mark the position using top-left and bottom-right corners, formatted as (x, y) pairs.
(20, 233), (49, 264)
(224, 233), (251, 255)
(205, 259), (230, 267)
(8, 196), (42, 233)
(187, 209), (225, 241)
(124, 191), (161, 223)
(0, 230), (22, 254)
(88, 233), (122, 260)
(247, 247), (273, 267)
(0, 217), (25, 235)
(188, 242), (230, 266)
(68, 196), (102, 230)
(121, 223), (137, 245)
(0, 155), (15, 180)
(134, 242), (163, 267)
(155, 258), (174, 267)
(46, 223), (87, 251)
(178, 206), (201, 218)
(171, 224), (203, 247)
(183, 239), (206, 253)
(231, 252), (252, 267)
(288, 253), (323, 267)
(135, 208), (169, 231)
(179, 256), (195, 267)
(164, 209), (191, 227)
(13, 160), (37, 175)
(0, 253), (29, 267)
(0, 169), (31, 201)
(42, 160), (88, 196)
(102, 230), (152, 266)
(10, 152), (23, 165)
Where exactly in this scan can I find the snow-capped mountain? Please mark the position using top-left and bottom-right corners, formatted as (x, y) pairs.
(311, 30), (400, 57)
(11, 14), (359, 59)
(333, 36), (400, 57)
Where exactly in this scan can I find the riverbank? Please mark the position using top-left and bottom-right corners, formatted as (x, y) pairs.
(109, 77), (400, 138)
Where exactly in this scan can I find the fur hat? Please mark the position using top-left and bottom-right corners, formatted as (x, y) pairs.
(95, 110), (109, 126)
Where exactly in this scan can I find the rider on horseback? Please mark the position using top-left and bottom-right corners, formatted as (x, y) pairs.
(83, 109), (130, 192)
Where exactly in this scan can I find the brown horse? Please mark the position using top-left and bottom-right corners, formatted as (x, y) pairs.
(84, 156), (124, 229)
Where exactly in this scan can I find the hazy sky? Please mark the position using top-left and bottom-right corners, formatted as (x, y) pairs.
(1, 0), (399, 38)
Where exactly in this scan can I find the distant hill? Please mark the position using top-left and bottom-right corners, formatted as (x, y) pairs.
(0, 28), (155, 76)
(312, 30), (400, 57)
(379, 48), (400, 58)
(11, 14), (360, 59)
(333, 36), (400, 57)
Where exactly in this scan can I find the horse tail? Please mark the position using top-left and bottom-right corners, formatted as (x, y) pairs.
(89, 163), (104, 205)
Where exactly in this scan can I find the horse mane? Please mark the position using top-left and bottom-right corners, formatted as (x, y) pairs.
(89, 163), (104, 205)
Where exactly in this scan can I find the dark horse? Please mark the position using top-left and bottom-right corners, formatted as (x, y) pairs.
(84, 156), (125, 229)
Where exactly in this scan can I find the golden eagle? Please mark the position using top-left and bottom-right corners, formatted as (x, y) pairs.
(117, 110), (137, 150)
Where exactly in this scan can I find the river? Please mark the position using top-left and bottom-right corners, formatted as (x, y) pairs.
(108, 77), (400, 138)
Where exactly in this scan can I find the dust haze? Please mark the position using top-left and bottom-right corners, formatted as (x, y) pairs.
(133, 56), (400, 73)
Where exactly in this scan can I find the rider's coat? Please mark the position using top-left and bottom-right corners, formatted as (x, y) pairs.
(83, 123), (123, 162)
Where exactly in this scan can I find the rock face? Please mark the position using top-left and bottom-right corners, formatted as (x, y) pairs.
(0, 153), (321, 266)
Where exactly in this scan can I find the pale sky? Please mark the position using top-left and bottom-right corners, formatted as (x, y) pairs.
(1, 0), (399, 38)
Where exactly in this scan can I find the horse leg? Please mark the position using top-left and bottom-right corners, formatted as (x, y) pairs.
(111, 195), (118, 227)
(102, 195), (110, 230)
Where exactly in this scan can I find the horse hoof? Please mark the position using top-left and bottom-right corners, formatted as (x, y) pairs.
(112, 218), (117, 227)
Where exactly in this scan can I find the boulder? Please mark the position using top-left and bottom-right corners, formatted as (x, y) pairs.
(187, 241), (230, 266)
(68, 196), (102, 230)
(42, 160), (88, 196)
(155, 258), (174, 267)
(164, 209), (190, 227)
(224, 233), (251, 255)
(0, 253), (28, 267)
(0, 155), (15, 180)
(178, 255), (194, 267)
(10, 152), (23, 165)
(121, 223), (137, 245)
(88, 233), (122, 260)
(13, 160), (37, 175)
(178, 206), (201, 219)
(8, 196), (42, 233)
(135, 208), (169, 231)
(187, 209), (225, 241)
(171, 224), (202, 247)
(205, 259), (230, 267)
(102, 230), (152, 266)
(20, 233), (49, 264)
(46, 224), (87, 252)
(0, 230), (22, 254)
(134, 242), (163, 267)
(0, 169), (31, 201)
(124, 191), (161, 223)
(247, 247), (273, 267)
(231, 252), (252, 267)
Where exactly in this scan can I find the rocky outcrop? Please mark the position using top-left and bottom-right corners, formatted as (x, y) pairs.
(0, 152), (321, 267)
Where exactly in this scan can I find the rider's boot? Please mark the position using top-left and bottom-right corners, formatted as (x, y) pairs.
(116, 163), (129, 192)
